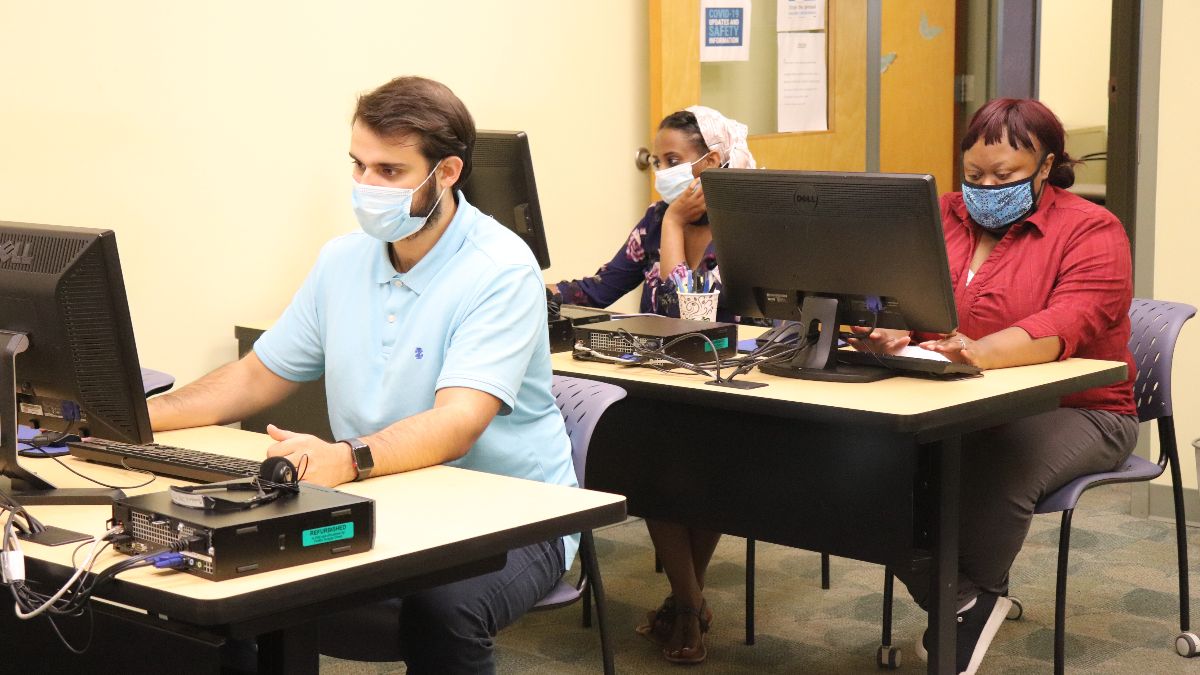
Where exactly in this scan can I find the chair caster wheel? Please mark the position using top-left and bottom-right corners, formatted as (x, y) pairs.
(876, 644), (901, 669)
(1176, 631), (1200, 657)
(1006, 597), (1023, 621)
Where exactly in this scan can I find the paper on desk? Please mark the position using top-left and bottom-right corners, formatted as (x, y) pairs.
(700, 0), (752, 62)
(777, 32), (827, 132)
(777, 0), (824, 32)
(897, 345), (951, 362)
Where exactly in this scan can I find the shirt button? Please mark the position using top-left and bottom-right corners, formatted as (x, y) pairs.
(392, 280), (403, 287)
(387, 314), (396, 323)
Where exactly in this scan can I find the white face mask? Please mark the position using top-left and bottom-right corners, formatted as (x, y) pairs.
(654, 156), (706, 204)
(351, 160), (446, 242)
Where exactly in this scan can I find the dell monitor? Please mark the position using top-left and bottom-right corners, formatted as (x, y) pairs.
(703, 170), (958, 382)
(1, 221), (151, 504)
(461, 130), (552, 269)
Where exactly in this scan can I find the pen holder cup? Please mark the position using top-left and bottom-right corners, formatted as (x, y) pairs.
(678, 291), (720, 322)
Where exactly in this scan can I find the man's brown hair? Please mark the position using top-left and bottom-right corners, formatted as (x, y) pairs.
(354, 76), (476, 186)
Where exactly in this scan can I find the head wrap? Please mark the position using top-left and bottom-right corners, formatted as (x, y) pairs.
(684, 105), (757, 169)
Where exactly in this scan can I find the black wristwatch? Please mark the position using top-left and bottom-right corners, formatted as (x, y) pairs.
(341, 438), (374, 481)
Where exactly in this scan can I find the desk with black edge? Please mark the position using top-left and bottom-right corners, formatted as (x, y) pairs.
(3, 426), (626, 675)
(551, 338), (1126, 675)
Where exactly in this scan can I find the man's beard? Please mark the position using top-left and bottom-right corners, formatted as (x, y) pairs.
(402, 176), (444, 241)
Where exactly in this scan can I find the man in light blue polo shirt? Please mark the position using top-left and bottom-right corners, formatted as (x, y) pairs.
(148, 76), (574, 674)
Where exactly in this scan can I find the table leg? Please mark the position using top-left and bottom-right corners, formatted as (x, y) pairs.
(258, 621), (319, 675)
(928, 436), (960, 675)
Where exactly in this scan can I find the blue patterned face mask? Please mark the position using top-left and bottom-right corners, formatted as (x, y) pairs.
(961, 154), (1047, 233)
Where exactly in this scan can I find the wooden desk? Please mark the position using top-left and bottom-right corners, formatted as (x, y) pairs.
(551, 339), (1125, 674)
(8, 426), (625, 674)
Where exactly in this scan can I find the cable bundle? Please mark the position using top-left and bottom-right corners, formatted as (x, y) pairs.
(572, 323), (809, 386)
(1, 489), (188, 653)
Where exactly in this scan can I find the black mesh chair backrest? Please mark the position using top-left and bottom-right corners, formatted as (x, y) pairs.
(1128, 298), (1197, 423)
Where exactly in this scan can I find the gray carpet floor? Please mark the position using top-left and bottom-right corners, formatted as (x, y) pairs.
(321, 484), (1198, 673)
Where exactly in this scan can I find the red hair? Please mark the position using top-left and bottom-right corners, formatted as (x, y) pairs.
(961, 98), (1075, 188)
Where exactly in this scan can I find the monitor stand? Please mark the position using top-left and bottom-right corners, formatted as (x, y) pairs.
(757, 297), (895, 383)
(1, 330), (125, 505)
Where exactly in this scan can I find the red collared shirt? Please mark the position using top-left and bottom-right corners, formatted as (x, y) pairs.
(940, 185), (1136, 415)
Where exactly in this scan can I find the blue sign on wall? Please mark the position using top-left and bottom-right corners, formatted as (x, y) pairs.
(705, 7), (744, 47)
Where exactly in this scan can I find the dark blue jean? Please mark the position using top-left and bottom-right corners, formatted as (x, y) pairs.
(318, 537), (566, 675)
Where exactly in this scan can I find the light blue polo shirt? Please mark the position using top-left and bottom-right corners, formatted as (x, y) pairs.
(254, 193), (577, 568)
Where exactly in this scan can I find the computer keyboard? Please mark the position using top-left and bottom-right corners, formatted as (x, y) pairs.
(836, 349), (982, 378)
(67, 439), (261, 483)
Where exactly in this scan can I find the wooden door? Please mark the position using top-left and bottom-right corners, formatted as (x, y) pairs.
(649, 0), (956, 191)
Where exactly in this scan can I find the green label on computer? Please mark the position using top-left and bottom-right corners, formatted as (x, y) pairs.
(703, 337), (730, 352)
(302, 522), (354, 547)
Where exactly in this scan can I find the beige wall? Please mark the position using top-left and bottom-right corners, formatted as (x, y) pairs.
(0, 1), (648, 387)
(1038, 0), (1112, 130)
(1153, 2), (1200, 490)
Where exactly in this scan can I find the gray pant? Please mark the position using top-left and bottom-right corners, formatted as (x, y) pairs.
(895, 407), (1139, 610)
(318, 538), (566, 675)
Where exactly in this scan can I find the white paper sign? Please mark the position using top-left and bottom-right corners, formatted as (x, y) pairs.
(777, 0), (825, 32)
(700, 0), (752, 62)
(777, 32), (828, 132)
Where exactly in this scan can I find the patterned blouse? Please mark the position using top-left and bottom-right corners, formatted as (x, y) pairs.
(553, 202), (739, 322)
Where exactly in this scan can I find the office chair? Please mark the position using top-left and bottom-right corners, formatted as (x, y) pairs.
(141, 367), (175, 397)
(875, 298), (1197, 672)
(535, 375), (627, 675)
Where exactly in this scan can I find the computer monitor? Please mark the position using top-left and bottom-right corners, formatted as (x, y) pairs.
(461, 130), (551, 269)
(703, 169), (958, 382)
(0, 221), (151, 503)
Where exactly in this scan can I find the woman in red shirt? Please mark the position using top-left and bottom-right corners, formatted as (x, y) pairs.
(852, 98), (1138, 675)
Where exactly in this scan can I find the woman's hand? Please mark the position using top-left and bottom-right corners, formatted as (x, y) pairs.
(918, 332), (984, 367)
(846, 327), (911, 355)
(663, 178), (707, 227)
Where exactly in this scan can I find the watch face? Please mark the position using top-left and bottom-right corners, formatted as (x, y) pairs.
(352, 442), (374, 475)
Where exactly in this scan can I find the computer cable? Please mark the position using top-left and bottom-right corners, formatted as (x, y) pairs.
(45, 454), (157, 491)
(596, 328), (716, 379)
(545, 287), (562, 319)
(21, 419), (156, 490)
(1, 487), (192, 656)
(9, 526), (119, 619)
(718, 323), (809, 383)
(614, 328), (726, 382)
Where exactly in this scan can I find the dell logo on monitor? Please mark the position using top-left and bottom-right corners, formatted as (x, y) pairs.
(793, 187), (819, 211)
(0, 241), (34, 265)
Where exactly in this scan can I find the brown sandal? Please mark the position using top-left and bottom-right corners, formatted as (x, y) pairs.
(635, 594), (676, 644)
(663, 600), (710, 665)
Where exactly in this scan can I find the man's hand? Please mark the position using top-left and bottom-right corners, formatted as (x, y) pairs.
(663, 178), (707, 226)
(846, 326), (911, 355)
(264, 424), (356, 487)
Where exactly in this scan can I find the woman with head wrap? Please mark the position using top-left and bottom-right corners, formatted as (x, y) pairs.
(553, 107), (755, 665)
(552, 106), (755, 323)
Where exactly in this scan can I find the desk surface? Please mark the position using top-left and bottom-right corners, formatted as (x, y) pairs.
(552, 328), (1127, 435)
(19, 426), (625, 625)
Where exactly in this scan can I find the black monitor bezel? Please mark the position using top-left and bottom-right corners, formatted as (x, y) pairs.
(0, 221), (151, 496)
(461, 130), (552, 269)
(704, 169), (959, 382)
